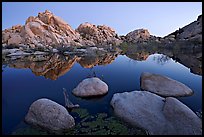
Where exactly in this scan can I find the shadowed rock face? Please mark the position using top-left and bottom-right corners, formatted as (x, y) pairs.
(164, 15), (202, 43)
(110, 91), (202, 135)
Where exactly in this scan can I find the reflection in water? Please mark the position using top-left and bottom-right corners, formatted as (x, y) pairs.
(121, 42), (202, 75)
(2, 42), (202, 81)
(125, 51), (150, 61)
(3, 52), (119, 80)
(2, 43), (202, 135)
(4, 54), (79, 80)
(78, 52), (119, 68)
(152, 54), (170, 65)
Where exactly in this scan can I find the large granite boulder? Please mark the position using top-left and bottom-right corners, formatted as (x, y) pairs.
(140, 72), (193, 97)
(76, 22), (123, 46)
(25, 98), (75, 133)
(110, 91), (202, 135)
(72, 77), (108, 97)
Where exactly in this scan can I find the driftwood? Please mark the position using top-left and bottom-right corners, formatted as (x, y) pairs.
(63, 88), (79, 109)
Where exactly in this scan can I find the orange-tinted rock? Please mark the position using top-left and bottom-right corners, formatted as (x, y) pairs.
(8, 34), (23, 45)
(76, 22), (122, 46)
(126, 29), (150, 43)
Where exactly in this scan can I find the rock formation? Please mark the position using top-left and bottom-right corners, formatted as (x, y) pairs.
(140, 72), (193, 97)
(125, 29), (150, 43)
(76, 22), (122, 46)
(2, 10), (82, 49)
(25, 98), (75, 134)
(2, 10), (122, 49)
(164, 15), (202, 43)
(110, 91), (202, 135)
(72, 77), (108, 97)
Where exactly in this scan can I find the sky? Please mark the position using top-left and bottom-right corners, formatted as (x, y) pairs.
(2, 2), (202, 37)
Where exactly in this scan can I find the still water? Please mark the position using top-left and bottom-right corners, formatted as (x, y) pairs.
(2, 49), (202, 134)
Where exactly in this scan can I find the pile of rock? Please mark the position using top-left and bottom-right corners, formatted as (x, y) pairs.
(2, 10), (202, 50)
(2, 10), (82, 49)
(2, 10), (123, 49)
(125, 29), (151, 43)
(76, 22), (122, 46)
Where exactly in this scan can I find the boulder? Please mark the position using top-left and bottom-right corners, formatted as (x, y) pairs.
(126, 29), (150, 43)
(2, 32), (10, 43)
(7, 34), (23, 45)
(72, 77), (108, 97)
(140, 72), (193, 97)
(25, 98), (75, 133)
(110, 91), (202, 135)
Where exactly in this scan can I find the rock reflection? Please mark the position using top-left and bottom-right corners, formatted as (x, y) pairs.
(5, 54), (79, 80)
(152, 54), (170, 65)
(121, 41), (202, 75)
(3, 52), (119, 80)
(2, 41), (202, 80)
(78, 52), (119, 68)
(126, 51), (150, 61)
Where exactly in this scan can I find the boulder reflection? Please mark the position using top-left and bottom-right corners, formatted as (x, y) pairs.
(3, 52), (119, 80)
(2, 42), (202, 80)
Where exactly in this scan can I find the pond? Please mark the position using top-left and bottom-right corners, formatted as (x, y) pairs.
(2, 44), (202, 135)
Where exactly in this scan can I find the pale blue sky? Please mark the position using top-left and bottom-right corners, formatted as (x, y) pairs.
(2, 2), (202, 37)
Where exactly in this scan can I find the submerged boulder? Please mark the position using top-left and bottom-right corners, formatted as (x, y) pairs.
(140, 72), (193, 97)
(110, 91), (202, 135)
(25, 98), (75, 133)
(72, 77), (108, 97)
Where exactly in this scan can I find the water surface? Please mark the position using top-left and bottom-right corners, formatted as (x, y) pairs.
(2, 46), (202, 135)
